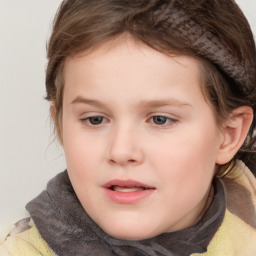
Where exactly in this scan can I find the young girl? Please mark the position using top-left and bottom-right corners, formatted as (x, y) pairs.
(1, 0), (256, 255)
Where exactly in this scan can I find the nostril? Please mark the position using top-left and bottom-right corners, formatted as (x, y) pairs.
(108, 158), (137, 165)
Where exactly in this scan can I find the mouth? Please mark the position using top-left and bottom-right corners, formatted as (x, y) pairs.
(110, 186), (147, 192)
(103, 179), (155, 204)
(104, 179), (155, 191)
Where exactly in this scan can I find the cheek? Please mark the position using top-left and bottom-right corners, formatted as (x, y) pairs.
(148, 125), (218, 189)
(62, 125), (103, 179)
(63, 132), (103, 208)
(151, 134), (216, 168)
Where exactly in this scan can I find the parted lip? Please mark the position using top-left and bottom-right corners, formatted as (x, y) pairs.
(103, 179), (155, 189)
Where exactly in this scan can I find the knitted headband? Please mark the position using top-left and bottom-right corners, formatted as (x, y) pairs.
(153, 1), (256, 95)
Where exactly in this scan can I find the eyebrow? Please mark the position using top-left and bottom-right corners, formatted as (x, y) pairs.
(71, 96), (192, 109)
(138, 99), (192, 109)
(71, 96), (107, 108)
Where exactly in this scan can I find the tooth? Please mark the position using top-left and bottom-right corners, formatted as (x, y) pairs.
(112, 186), (145, 192)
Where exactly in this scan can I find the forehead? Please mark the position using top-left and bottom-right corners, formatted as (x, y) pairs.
(63, 38), (206, 110)
(65, 37), (200, 72)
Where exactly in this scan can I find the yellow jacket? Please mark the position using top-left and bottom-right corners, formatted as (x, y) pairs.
(0, 218), (56, 256)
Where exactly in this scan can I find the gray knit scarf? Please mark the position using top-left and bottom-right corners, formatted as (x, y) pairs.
(26, 171), (225, 256)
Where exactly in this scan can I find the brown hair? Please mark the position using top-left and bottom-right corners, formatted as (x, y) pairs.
(45, 0), (256, 173)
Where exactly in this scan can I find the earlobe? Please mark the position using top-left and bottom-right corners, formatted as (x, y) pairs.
(216, 106), (253, 165)
(50, 105), (56, 121)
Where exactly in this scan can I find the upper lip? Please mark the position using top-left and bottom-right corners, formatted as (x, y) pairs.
(103, 179), (155, 189)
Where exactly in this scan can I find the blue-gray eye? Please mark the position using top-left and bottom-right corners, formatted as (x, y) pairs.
(152, 116), (169, 125)
(88, 116), (104, 125)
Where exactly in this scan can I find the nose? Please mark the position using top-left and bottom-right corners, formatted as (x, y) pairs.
(108, 124), (144, 166)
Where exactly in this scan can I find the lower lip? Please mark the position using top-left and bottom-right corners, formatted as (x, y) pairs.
(104, 188), (155, 204)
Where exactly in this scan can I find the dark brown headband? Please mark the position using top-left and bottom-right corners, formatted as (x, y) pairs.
(154, 2), (255, 94)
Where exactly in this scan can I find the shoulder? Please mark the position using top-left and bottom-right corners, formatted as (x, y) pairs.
(192, 161), (256, 256)
(0, 217), (57, 256)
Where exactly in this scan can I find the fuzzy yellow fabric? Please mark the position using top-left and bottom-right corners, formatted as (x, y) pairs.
(192, 210), (256, 256)
(0, 219), (57, 256)
(193, 161), (256, 256)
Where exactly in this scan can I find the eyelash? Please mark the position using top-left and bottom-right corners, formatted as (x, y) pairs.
(81, 116), (108, 126)
(80, 115), (178, 128)
(149, 115), (178, 127)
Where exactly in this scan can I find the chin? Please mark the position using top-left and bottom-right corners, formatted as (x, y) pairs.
(102, 224), (161, 241)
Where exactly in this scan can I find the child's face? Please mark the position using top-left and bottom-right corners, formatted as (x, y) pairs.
(61, 38), (223, 240)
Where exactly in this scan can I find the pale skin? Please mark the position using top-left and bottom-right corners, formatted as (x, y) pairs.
(52, 36), (253, 240)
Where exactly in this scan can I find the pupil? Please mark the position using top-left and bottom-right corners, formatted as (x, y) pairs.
(153, 116), (167, 125)
(90, 116), (103, 125)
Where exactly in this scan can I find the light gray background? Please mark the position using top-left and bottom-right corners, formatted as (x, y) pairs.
(0, 0), (255, 239)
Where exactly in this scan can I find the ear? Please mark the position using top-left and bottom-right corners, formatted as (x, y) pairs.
(216, 106), (253, 165)
(50, 105), (63, 145)
(50, 104), (56, 122)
